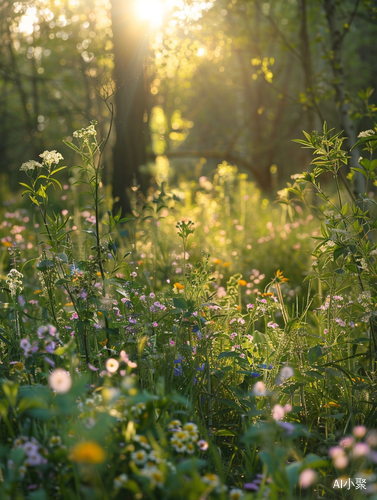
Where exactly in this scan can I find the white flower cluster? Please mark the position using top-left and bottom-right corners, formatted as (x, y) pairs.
(39, 150), (64, 167)
(73, 121), (97, 142)
(11, 436), (48, 471)
(357, 129), (376, 138)
(6, 269), (23, 298)
(20, 160), (42, 172)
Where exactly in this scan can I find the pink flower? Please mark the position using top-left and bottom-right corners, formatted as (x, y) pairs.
(106, 358), (119, 373)
(272, 404), (285, 421)
(299, 469), (317, 489)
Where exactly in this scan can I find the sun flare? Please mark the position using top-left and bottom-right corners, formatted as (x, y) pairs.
(135, 0), (164, 27)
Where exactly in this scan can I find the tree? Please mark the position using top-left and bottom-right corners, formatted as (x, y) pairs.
(110, 0), (152, 215)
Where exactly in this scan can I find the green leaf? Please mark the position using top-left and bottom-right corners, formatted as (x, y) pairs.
(63, 140), (80, 152)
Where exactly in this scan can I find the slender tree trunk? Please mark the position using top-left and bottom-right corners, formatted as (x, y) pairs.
(323, 0), (365, 196)
(111, 0), (151, 214)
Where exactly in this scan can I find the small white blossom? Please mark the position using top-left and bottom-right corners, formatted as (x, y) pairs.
(20, 160), (42, 172)
(6, 269), (23, 298)
(39, 150), (63, 168)
(357, 129), (376, 138)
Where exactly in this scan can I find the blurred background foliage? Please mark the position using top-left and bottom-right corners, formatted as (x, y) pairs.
(1, 0), (377, 206)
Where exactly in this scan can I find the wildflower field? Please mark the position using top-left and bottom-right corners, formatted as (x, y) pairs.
(1, 120), (377, 500)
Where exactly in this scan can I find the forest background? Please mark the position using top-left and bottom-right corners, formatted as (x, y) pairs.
(1, 0), (377, 213)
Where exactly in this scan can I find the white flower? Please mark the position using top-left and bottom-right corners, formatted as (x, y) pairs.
(114, 473), (128, 488)
(20, 160), (42, 172)
(39, 150), (63, 168)
(6, 269), (23, 298)
(106, 358), (119, 373)
(49, 368), (72, 393)
(230, 488), (245, 500)
(280, 366), (294, 379)
(73, 121), (97, 141)
(131, 449), (147, 464)
(252, 381), (266, 396)
(357, 129), (375, 138)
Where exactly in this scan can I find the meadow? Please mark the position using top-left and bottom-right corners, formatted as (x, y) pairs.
(0, 121), (377, 500)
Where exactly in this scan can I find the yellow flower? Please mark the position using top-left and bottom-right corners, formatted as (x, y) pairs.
(276, 270), (289, 282)
(2, 241), (12, 247)
(65, 302), (73, 306)
(174, 283), (185, 290)
(222, 262), (230, 267)
(70, 441), (106, 464)
(213, 258), (222, 265)
(13, 362), (24, 371)
(34, 290), (42, 294)
(238, 279), (247, 286)
(323, 402), (341, 408)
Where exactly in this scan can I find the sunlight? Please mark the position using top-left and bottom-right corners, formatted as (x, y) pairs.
(18, 7), (38, 34)
(135, 0), (164, 27)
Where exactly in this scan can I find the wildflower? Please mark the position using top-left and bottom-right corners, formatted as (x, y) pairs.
(6, 269), (23, 298)
(106, 358), (119, 373)
(70, 441), (106, 464)
(133, 435), (151, 450)
(246, 303), (254, 310)
(339, 436), (354, 448)
(20, 160), (42, 172)
(238, 279), (247, 286)
(353, 443), (370, 457)
(280, 366), (294, 379)
(267, 321), (278, 329)
(141, 467), (164, 487)
(222, 262), (230, 267)
(357, 129), (376, 138)
(272, 404), (285, 421)
(275, 269), (289, 283)
(132, 449), (147, 465)
(168, 420), (182, 430)
(353, 426), (367, 439)
(49, 436), (62, 447)
(49, 368), (72, 393)
(253, 381), (266, 396)
(39, 150), (63, 169)
(114, 473), (128, 488)
(202, 472), (220, 488)
(174, 282), (185, 290)
(195, 439), (208, 451)
(299, 469), (317, 488)
(229, 489), (245, 500)
(152, 321), (158, 327)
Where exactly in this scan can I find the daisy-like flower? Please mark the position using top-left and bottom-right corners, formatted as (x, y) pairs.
(133, 435), (151, 450)
(49, 368), (72, 393)
(252, 381), (266, 397)
(198, 439), (209, 451)
(141, 466), (164, 487)
(174, 282), (185, 290)
(106, 358), (119, 373)
(132, 449), (148, 465)
(202, 472), (220, 488)
(229, 488), (245, 500)
(186, 442), (195, 454)
(132, 402), (146, 415)
(114, 473), (128, 489)
(280, 366), (294, 379)
(183, 422), (198, 433)
(172, 440), (186, 453)
(167, 419), (182, 430)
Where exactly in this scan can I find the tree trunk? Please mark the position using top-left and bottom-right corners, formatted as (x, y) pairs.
(323, 0), (365, 196)
(111, 0), (151, 214)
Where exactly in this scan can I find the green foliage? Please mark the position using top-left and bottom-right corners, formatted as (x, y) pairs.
(0, 122), (377, 499)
